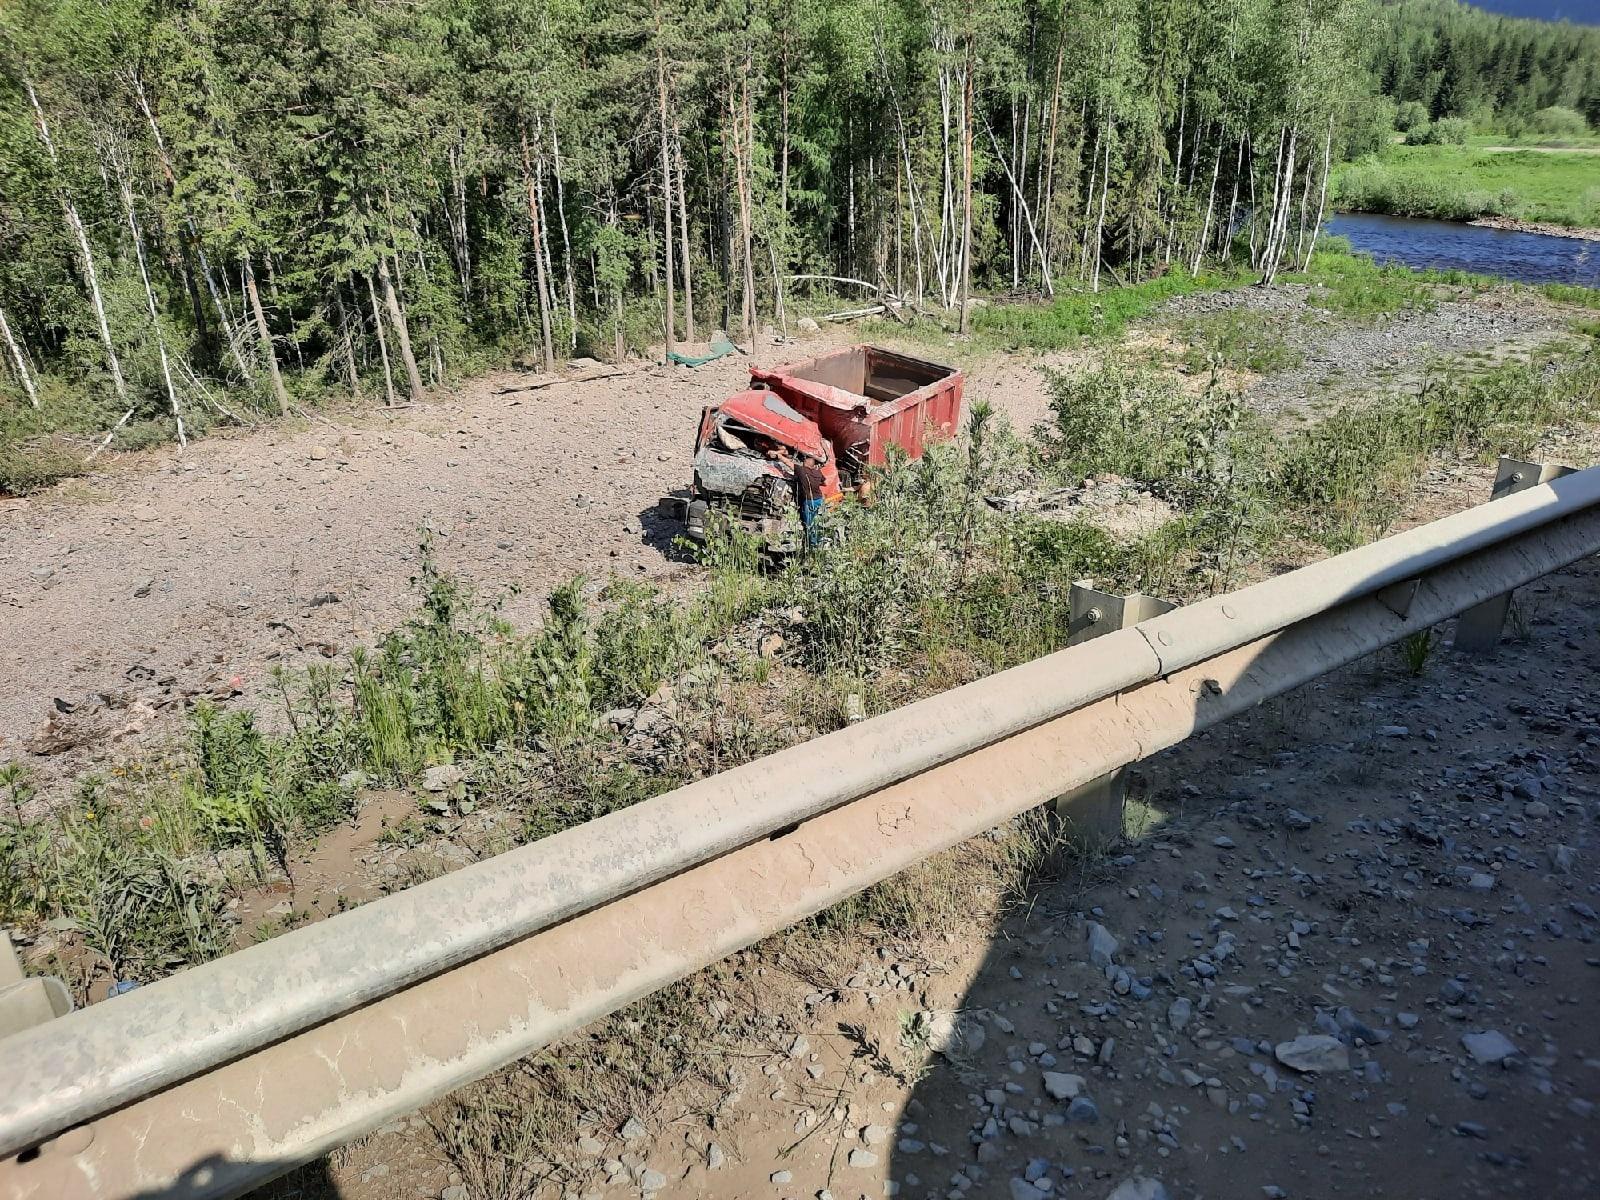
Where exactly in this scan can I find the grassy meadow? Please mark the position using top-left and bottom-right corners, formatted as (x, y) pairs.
(1334, 144), (1600, 229)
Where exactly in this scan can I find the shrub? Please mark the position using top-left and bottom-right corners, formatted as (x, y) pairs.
(1530, 106), (1589, 139)
(1408, 117), (1470, 146)
(1340, 94), (1397, 160)
(1395, 100), (1429, 133)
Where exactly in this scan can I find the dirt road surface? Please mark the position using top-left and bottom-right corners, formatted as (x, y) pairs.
(4, 333), (1058, 780)
(1, 289), (1573, 787)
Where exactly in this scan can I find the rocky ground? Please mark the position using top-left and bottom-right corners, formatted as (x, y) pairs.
(875, 555), (1600, 1200)
(341, 554), (1595, 1200)
(1159, 284), (1573, 418)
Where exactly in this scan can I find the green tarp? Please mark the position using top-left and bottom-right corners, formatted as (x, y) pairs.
(667, 332), (739, 368)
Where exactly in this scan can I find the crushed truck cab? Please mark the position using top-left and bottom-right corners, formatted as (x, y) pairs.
(670, 345), (963, 547)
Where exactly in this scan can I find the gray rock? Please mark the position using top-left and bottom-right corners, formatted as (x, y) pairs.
(862, 1124), (890, 1145)
(848, 1148), (879, 1168)
(1066, 1096), (1100, 1123)
(1167, 997), (1193, 1031)
(1377, 725), (1410, 737)
(797, 316), (821, 334)
(770, 1169), (792, 1184)
(1043, 1071), (1086, 1100)
(1010, 1181), (1049, 1200)
(640, 1168), (668, 1192)
(1087, 922), (1119, 968)
(1106, 1178), (1171, 1200)
(913, 1009), (986, 1058)
(1273, 1034), (1350, 1073)
(1283, 809), (1312, 831)
(632, 707), (670, 734)
(706, 1142), (725, 1169)
(619, 1116), (647, 1142)
(1550, 844), (1577, 873)
(1461, 1030), (1519, 1065)
(420, 763), (464, 792)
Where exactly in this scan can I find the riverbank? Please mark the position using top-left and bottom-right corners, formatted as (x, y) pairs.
(1333, 145), (1600, 230)
(1469, 214), (1600, 242)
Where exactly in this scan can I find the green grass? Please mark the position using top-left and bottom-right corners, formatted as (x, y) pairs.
(966, 269), (1251, 351)
(868, 269), (1253, 357)
(1285, 239), (1502, 316)
(1334, 146), (1600, 229)
(1465, 133), (1600, 151)
(1539, 282), (1600, 310)
(1176, 310), (1304, 373)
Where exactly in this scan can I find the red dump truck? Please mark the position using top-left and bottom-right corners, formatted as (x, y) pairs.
(668, 345), (965, 546)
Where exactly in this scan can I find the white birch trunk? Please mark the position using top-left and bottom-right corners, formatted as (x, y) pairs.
(880, 38), (929, 305)
(1166, 78), (1188, 264)
(365, 270), (398, 407)
(0, 304), (38, 405)
(129, 72), (255, 383)
(377, 255), (425, 402)
(519, 129), (557, 373)
(1091, 126), (1112, 294)
(1192, 136), (1224, 276)
(1221, 131), (1246, 258)
(1300, 115), (1335, 271)
(653, 25), (677, 357)
(27, 82), (127, 403)
(1079, 122), (1102, 281)
(673, 124), (696, 342)
(119, 175), (185, 446)
(983, 119), (1053, 296)
(1262, 124), (1300, 285)
(242, 255), (290, 414)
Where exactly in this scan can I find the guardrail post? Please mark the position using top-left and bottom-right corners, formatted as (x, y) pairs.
(1068, 580), (1176, 646)
(1054, 767), (1130, 848)
(0, 933), (72, 1040)
(1453, 457), (1575, 653)
(1055, 583), (1177, 844)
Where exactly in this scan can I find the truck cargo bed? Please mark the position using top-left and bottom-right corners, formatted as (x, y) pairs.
(748, 346), (964, 483)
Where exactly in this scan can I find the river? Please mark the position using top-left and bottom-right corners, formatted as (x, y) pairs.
(1326, 212), (1599, 288)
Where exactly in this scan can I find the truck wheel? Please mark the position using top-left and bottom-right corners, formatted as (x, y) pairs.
(686, 499), (709, 543)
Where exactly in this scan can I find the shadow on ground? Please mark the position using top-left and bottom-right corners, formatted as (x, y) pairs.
(886, 556), (1600, 1200)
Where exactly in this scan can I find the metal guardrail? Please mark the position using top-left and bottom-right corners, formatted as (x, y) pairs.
(4, 458), (1599, 1200)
